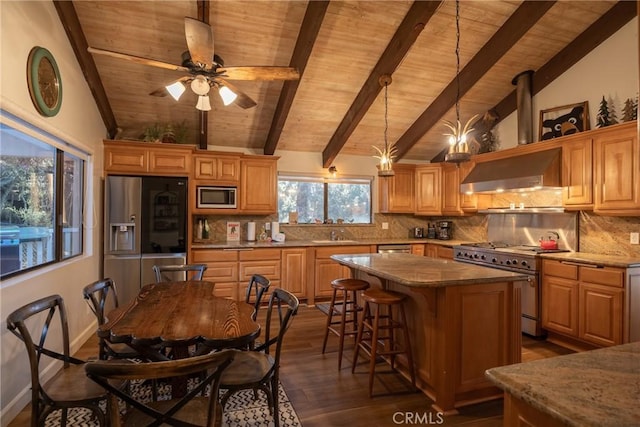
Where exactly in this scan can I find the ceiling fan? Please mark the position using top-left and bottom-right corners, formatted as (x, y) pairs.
(88, 17), (300, 111)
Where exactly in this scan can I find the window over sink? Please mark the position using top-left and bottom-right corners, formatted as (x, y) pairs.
(277, 173), (372, 224)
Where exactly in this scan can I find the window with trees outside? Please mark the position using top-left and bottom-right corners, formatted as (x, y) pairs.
(0, 114), (85, 279)
(278, 174), (372, 224)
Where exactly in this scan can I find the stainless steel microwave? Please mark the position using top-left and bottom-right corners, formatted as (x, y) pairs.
(196, 186), (237, 209)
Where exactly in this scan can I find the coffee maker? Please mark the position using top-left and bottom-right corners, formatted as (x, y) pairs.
(437, 221), (452, 240)
(411, 227), (424, 238)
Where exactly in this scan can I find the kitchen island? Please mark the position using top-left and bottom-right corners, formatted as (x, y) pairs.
(485, 342), (640, 427)
(331, 252), (530, 414)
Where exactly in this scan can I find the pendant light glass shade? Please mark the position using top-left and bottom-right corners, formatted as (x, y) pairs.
(166, 81), (186, 101)
(218, 85), (238, 106)
(195, 95), (212, 111)
(190, 75), (211, 96)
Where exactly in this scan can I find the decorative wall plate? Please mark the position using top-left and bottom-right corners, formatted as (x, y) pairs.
(27, 46), (62, 117)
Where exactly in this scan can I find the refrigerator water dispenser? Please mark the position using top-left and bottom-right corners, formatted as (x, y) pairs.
(110, 223), (136, 252)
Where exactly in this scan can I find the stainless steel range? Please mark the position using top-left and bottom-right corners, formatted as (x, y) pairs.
(453, 242), (569, 337)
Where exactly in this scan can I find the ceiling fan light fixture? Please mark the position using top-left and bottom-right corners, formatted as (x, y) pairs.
(190, 75), (211, 96)
(165, 81), (186, 101)
(195, 95), (211, 111)
(218, 85), (238, 106)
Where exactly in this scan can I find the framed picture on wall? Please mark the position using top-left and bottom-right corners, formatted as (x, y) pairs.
(539, 101), (590, 141)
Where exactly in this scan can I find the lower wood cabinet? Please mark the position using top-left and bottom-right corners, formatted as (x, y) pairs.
(191, 249), (240, 299)
(425, 243), (453, 260)
(542, 259), (625, 348)
(313, 245), (373, 298)
(281, 248), (307, 297)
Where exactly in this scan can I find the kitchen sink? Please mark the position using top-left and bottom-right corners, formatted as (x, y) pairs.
(312, 239), (357, 243)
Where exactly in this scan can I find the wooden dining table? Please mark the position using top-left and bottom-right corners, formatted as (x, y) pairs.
(98, 280), (261, 361)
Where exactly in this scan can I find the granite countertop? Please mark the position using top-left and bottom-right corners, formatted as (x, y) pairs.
(540, 252), (640, 268)
(191, 238), (470, 250)
(330, 252), (530, 288)
(485, 342), (640, 427)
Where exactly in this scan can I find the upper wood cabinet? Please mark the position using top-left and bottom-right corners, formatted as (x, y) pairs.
(441, 163), (462, 215)
(562, 136), (593, 209)
(104, 141), (192, 176)
(459, 160), (490, 212)
(239, 156), (278, 214)
(193, 153), (240, 183)
(378, 163), (415, 213)
(593, 121), (639, 215)
(415, 164), (442, 216)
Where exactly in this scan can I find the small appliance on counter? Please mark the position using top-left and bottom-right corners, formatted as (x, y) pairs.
(437, 221), (452, 240)
(411, 227), (424, 239)
(426, 223), (436, 239)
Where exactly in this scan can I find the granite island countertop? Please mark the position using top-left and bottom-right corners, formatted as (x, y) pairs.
(330, 252), (530, 288)
(485, 342), (640, 427)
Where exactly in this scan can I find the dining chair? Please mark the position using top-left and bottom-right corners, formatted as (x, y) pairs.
(85, 350), (235, 426)
(6, 295), (108, 427)
(219, 288), (299, 427)
(152, 263), (208, 283)
(245, 274), (271, 321)
(82, 278), (139, 360)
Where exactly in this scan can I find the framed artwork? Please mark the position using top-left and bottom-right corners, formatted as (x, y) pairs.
(539, 101), (590, 141)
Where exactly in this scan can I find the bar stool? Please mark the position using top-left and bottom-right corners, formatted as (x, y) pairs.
(352, 288), (416, 397)
(320, 278), (370, 369)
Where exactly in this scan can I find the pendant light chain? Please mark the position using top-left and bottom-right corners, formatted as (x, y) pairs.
(455, 0), (461, 125)
(384, 82), (389, 152)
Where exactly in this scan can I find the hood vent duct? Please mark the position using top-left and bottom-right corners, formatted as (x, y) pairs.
(460, 148), (561, 194)
(513, 70), (535, 145)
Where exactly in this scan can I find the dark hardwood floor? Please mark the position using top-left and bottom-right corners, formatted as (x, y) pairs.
(8, 305), (573, 427)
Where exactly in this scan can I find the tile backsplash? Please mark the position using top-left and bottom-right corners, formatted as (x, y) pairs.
(194, 210), (639, 258)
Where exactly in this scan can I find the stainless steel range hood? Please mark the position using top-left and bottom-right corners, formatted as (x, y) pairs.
(460, 148), (561, 194)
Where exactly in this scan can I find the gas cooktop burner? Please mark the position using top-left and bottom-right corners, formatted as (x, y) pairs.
(460, 242), (570, 254)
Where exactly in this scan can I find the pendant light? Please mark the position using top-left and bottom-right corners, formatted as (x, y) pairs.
(444, 0), (477, 166)
(373, 74), (396, 177)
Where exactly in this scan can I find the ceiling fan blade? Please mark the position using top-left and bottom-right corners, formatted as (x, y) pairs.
(218, 66), (300, 81)
(149, 76), (192, 97)
(215, 79), (257, 109)
(88, 47), (189, 72)
(184, 17), (214, 69)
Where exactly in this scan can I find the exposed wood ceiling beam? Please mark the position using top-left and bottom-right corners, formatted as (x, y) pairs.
(264, 1), (330, 155)
(393, 1), (556, 161)
(321, 1), (443, 168)
(54, 1), (118, 139)
(492, 0), (637, 125)
(197, 0), (210, 149)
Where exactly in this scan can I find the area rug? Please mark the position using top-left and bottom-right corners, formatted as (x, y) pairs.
(43, 380), (302, 427)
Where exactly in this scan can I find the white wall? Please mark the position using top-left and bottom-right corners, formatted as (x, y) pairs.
(495, 18), (638, 149)
(0, 1), (106, 425)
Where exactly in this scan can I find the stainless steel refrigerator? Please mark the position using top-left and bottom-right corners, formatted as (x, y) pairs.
(104, 176), (188, 305)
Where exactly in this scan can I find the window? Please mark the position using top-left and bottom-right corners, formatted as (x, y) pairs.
(0, 115), (86, 279)
(278, 174), (372, 224)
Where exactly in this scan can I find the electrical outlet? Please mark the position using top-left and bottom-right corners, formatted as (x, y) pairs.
(630, 232), (639, 245)
(382, 222), (389, 230)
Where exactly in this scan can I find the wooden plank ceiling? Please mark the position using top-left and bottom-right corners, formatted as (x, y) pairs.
(62, 0), (633, 163)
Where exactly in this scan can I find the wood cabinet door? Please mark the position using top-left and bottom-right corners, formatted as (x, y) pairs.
(415, 165), (442, 215)
(562, 137), (593, 208)
(542, 275), (578, 337)
(149, 147), (191, 175)
(425, 244), (438, 258)
(378, 164), (415, 213)
(194, 155), (240, 181)
(281, 248), (307, 297)
(240, 158), (277, 213)
(105, 146), (148, 173)
(441, 163), (461, 215)
(315, 258), (351, 297)
(411, 244), (425, 256)
(594, 122), (639, 215)
(579, 282), (623, 347)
